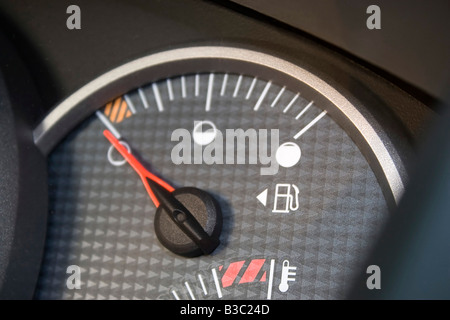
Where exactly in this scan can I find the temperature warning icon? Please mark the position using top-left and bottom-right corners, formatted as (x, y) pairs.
(278, 260), (297, 293)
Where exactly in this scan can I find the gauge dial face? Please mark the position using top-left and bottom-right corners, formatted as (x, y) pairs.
(36, 51), (399, 299)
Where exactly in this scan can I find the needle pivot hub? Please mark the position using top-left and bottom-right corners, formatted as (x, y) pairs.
(153, 185), (222, 257)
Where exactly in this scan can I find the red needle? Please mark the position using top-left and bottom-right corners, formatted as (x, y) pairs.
(103, 129), (175, 207)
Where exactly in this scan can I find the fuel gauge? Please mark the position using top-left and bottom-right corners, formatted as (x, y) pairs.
(35, 47), (406, 300)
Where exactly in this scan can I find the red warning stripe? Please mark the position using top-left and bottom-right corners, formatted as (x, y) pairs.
(221, 259), (267, 288)
(222, 261), (245, 288)
(239, 259), (266, 284)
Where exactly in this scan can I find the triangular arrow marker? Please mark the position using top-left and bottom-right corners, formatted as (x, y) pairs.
(256, 188), (268, 207)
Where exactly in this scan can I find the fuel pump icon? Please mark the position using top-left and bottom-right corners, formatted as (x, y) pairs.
(272, 184), (299, 213)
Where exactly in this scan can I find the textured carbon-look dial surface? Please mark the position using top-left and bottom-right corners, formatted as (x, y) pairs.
(36, 73), (388, 300)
